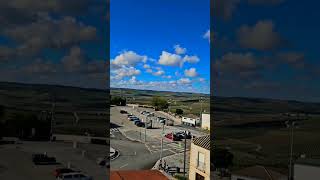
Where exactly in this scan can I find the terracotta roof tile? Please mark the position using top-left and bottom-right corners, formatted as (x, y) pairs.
(110, 170), (169, 180)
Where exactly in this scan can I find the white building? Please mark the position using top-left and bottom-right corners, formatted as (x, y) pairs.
(189, 135), (210, 180)
(182, 114), (200, 127)
(201, 113), (210, 130)
(294, 158), (320, 180)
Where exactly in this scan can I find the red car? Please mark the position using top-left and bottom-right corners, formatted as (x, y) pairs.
(53, 168), (76, 177)
(165, 133), (180, 141)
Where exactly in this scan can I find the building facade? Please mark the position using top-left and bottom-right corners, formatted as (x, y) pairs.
(182, 114), (200, 127)
(201, 113), (210, 130)
(189, 135), (210, 180)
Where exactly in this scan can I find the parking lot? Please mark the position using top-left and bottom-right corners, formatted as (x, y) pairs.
(0, 141), (107, 180)
(110, 105), (203, 172)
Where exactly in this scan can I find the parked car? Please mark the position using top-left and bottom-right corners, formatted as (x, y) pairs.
(32, 153), (56, 165)
(159, 119), (166, 124)
(129, 117), (138, 121)
(120, 110), (127, 114)
(176, 131), (192, 139)
(56, 172), (93, 180)
(133, 119), (141, 124)
(165, 133), (180, 141)
(54, 168), (77, 178)
(127, 114), (133, 117)
(136, 122), (145, 127)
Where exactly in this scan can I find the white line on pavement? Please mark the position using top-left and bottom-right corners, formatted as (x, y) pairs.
(119, 163), (128, 169)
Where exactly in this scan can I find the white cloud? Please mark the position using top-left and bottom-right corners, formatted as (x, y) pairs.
(152, 70), (165, 76)
(198, 78), (206, 82)
(203, 30), (210, 42)
(174, 44), (187, 55)
(183, 55), (200, 63)
(158, 51), (183, 67)
(184, 68), (198, 77)
(177, 78), (192, 84)
(112, 66), (141, 80)
(143, 64), (151, 69)
(162, 75), (172, 79)
(111, 50), (147, 66)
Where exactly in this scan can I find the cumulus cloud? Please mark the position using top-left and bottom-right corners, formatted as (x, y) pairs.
(143, 64), (151, 69)
(237, 20), (286, 50)
(111, 50), (147, 66)
(215, 52), (261, 77)
(3, 16), (97, 58)
(152, 70), (165, 76)
(214, 0), (240, 20)
(174, 44), (187, 55)
(203, 30), (210, 42)
(184, 68), (198, 77)
(183, 55), (200, 64)
(177, 78), (192, 84)
(276, 52), (306, 68)
(158, 51), (183, 66)
(112, 66), (141, 80)
(61, 46), (87, 72)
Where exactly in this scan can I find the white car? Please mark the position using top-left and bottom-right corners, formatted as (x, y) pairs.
(56, 172), (93, 180)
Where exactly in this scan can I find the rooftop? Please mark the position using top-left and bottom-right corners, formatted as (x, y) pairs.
(192, 135), (210, 150)
(232, 165), (287, 180)
(110, 170), (169, 180)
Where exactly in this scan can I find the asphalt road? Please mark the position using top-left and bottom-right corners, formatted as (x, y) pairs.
(0, 141), (107, 180)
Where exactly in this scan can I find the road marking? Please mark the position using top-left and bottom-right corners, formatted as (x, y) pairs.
(119, 163), (128, 169)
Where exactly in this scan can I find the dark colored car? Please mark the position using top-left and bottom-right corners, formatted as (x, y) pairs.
(136, 122), (145, 127)
(120, 110), (127, 114)
(32, 153), (56, 165)
(130, 117), (139, 121)
(133, 119), (141, 124)
(176, 131), (192, 139)
(53, 168), (76, 177)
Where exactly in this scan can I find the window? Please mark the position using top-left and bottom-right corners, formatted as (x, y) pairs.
(196, 173), (205, 180)
(197, 152), (205, 171)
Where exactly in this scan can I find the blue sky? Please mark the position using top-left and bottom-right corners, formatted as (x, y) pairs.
(213, 0), (320, 102)
(110, 0), (210, 94)
(0, 0), (107, 89)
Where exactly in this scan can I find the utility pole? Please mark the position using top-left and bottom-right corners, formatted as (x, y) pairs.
(160, 123), (165, 169)
(183, 130), (187, 177)
(50, 98), (55, 141)
(289, 120), (295, 180)
(144, 116), (147, 142)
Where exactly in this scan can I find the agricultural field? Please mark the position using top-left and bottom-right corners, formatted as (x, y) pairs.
(213, 96), (320, 173)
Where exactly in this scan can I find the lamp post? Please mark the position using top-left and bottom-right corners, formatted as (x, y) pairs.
(160, 123), (165, 169)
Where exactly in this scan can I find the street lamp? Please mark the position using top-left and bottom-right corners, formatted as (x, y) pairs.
(285, 112), (306, 180)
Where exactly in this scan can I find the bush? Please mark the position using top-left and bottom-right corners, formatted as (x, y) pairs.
(175, 108), (183, 115)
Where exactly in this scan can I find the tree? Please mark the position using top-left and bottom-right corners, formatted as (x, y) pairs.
(212, 148), (234, 176)
(111, 96), (126, 106)
(152, 97), (168, 111)
(175, 108), (183, 115)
